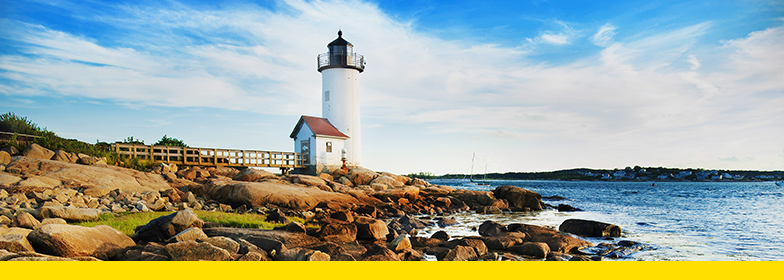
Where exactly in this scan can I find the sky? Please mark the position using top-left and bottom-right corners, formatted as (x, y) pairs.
(1, 0), (783, 175)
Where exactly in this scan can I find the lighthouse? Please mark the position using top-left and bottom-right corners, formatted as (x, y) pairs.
(290, 30), (365, 174)
(318, 30), (365, 166)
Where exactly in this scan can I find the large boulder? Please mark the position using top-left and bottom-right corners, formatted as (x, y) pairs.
(38, 206), (101, 222)
(493, 185), (542, 211)
(510, 242), (550, 259)
(0, 151), (11, 165)
(52, 150), (78, 164)
(131, 209), (204, 243)
(5, 157), (171, 193)
(22, 143), (55, 160)
(559, 219), (621, 238)
(0, 172), (22, 187)
(481, 232), (528, 250)
(27, 224), (135, 260)
(441, 245), (478, 261)
(165, 240), (232, 261)
(232, 168), (278, 182)
(0, 227), (35, 253)
(202, 180), (358, 211)
(507, 223), (592, 253)
(347, 167), (378, 186)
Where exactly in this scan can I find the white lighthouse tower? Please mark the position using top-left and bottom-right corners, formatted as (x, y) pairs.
(318, 30), (365, 166)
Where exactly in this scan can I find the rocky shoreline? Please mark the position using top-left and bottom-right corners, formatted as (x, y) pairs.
(1, 144), (646, 261)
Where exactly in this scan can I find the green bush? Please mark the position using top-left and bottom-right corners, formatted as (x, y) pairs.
(153, 135), (187, 147)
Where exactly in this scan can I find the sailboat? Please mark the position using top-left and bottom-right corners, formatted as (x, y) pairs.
(462, 153), (490, 187)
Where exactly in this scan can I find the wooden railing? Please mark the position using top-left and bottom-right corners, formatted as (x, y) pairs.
(111, 143), (305, 168)
(0, 131), (40, 143)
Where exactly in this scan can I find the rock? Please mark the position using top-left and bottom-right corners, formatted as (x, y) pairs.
(237, 251), (268, 261)
(475, 205), (503, 214)
(395, 214), (428, 232)
(210, 166), (238, 178)
(166, 227), (209, 243)
(83, 186), (113, 197)
(205, 236), (240, 255)
(14, 212), (40, 229)
(481, 232), (528, 250)
(409, 178), (430, 187)
(389, 234), (412, 252)
(203, 227), (320, 254)
(478, 220), (507, 237)
(434, 197), (451, 208)
(38, 206), (100, 222)
(559, 219), (621, 238)
(399, 248), (425, 261)
(448, 238), (488, 256)
(0, 227), (35, 252)
(0, 172), (22, 187)
(431, 230), (450, 241)
(22, 143), (55, 160)
(361, 244), (400, 261)
(39, 218), (67, 227)
(232, 168), (278, 182)
(317, 223), (357, 242)
(76, 154), (96, 165)
(330, 210), (354, 223)
(27, 224), (135, 260)
(546, 251), (573, 261)
(12, 176), (62, 192)
(202, 180), (359, 211)
(347, 167), (378, 185)
(557, 204), (582, 212)
(511, 242), (550, 259)
(441, 245), (478, 261)
(370, 175), (404, 188)
(274, 247), (330, 261)
(336, 177), (354, 187)
(492, 185), (542, 210)
(1, 146), (20, 156)
(265, 209), (289, 224)
(0, 151), (11, 165)
(165, 240), (232, 261)
(437, 217), (459, 227)
(410, 237), (447, 248)
(507, 223), (593, 253)
(52, 150), (78, 163)
(354, 216), (389, 240)
(318, 173), (334, 182)
(5, 157), (171, 194)
(290, 174), (328, 187)
(274, 221), (307, 233)
(131, 209), (204, 243)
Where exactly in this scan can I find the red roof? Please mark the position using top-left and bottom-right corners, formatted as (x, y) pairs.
(290, 116), (349, 139)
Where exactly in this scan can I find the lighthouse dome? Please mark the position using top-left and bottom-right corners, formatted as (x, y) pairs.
(327, 30), (353, 47)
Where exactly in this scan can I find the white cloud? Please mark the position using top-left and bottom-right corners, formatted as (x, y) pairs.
(591, 23), (617, 47)
(687, 54), (701, 70)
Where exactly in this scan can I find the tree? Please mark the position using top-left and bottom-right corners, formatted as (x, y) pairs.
(153, 135), (187, 147)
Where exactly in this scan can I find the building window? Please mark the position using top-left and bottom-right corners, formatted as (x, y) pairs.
(324, 91), (330, 101)
(326, 142), (332, 153)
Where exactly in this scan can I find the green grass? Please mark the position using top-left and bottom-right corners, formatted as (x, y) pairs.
(74, 210), (310, 236)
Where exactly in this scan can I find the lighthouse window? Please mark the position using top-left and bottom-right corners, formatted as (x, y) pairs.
(324, 91), (330, 101)
(326, 142), (332, 153)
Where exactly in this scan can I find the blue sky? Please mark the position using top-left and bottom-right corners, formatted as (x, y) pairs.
(1, 0), (783, 175)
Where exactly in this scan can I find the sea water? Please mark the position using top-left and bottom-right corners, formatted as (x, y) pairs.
(419, 180), (784, 261)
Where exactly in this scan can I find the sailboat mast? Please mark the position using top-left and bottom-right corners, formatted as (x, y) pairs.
(469, 153), (475, 181)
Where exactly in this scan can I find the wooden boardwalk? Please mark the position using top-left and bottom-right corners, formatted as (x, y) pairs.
(110, 143), (305, 170)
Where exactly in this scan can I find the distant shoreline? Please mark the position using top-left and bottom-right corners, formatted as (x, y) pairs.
(411, 167), (784, 182)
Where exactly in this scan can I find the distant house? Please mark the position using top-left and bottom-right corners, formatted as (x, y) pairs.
(290, 116), (349, 174)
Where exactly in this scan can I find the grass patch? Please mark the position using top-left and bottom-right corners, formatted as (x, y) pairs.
(75, 211), (173, 236)
(74, 210), (311, 236)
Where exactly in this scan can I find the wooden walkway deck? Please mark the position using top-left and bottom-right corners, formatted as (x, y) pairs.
(110, 143), (305, 169)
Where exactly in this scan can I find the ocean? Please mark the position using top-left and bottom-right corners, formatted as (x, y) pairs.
(419, 180), (784, 261)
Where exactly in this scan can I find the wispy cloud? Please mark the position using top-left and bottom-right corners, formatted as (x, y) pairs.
(591, 23), (617, 47)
